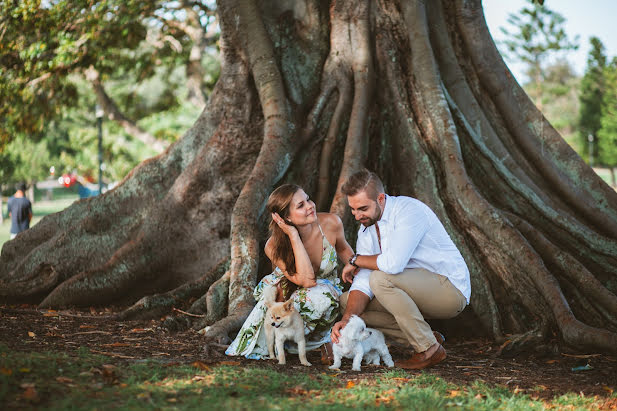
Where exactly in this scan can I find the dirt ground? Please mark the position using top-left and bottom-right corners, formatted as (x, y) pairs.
(1, 305), (616, 402)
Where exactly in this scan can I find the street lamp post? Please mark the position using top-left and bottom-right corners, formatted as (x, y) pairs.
(588, 134), (594, 168)
(95, 105), (104, 195)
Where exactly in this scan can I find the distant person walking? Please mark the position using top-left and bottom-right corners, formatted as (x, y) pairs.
(7, 182), (32, 239)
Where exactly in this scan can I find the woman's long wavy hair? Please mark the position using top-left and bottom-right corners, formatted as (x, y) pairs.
(266, 184), (302, 276)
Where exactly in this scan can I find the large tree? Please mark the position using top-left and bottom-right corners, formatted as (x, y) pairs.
(2, 0), (617, 355)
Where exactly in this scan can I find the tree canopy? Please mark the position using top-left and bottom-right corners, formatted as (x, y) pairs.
(499, 0), (578, 108)
(0, 0), (219, 185)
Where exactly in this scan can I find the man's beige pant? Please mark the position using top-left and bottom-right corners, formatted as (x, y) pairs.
(340, 268), (467, 353)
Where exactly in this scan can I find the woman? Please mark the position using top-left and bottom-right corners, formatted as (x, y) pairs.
(226, 184), (354, 361)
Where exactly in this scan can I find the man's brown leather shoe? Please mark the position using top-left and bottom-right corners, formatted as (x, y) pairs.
(396, 344), (446, 370)
(320, 342), (334, 365)
(433, 331), (445, 345)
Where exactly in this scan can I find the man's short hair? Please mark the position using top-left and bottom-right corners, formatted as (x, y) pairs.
(341, 169), (384, 201)
(16, 182), (27, 192)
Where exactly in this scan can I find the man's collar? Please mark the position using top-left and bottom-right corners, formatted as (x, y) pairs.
(379, 194), (391, 223)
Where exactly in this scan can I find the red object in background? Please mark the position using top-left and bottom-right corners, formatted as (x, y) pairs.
(61, 173), (77, 187)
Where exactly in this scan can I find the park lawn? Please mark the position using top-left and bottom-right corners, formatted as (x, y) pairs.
(1, 345), (614, 410)
(0, 197), (78, 249)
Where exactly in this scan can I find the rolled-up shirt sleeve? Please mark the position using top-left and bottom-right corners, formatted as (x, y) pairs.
(350, 227), (376, 299)
(375, 203), (430, 274)
(349, 268), (374, 299)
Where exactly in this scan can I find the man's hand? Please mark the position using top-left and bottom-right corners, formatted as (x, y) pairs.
(341, 263), (359, 283)
(330, 318), (349, 344)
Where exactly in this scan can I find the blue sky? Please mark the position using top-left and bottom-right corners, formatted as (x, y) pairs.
(483, 0), (617, 83)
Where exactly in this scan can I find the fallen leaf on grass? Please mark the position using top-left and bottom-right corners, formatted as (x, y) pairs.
(545, 360), (558, 364)
(448, 390), (461, 398)
(603, 386), (614, 395)
(1, 367), (12, 376)
(191, 361), (211, 371)
(56, 376), (74, 384)
(346, 381), (356, 389)
(286, 386), (310, 395)
(27, 331), (36, 338)
(20, 383), (39, 402)
(19, 368), (31, 373)
(375, 394), (395, 406)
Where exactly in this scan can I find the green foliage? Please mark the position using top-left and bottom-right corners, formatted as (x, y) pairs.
(597, 61), (617, 168)
(523, 59), (580, 145)
(0, 0), (218, 186)
(0, 135), (52, 184)
(0, 0), (158, 143)
(499, 0), (578, 96)
(578, 37), (608, 160)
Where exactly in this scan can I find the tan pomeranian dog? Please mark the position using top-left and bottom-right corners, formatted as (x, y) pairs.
(263, 285), (311, 366)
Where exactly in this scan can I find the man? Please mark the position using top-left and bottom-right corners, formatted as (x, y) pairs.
(7, 182), (33, 239)
(331, 169), (470, 369)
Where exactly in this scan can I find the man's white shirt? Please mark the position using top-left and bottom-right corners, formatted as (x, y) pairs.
(349, 195), (471, 303)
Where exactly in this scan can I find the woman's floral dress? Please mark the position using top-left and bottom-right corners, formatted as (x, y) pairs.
(226, 225), (342, 359)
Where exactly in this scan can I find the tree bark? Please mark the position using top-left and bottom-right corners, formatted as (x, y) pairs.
(1, 0), (616, 355)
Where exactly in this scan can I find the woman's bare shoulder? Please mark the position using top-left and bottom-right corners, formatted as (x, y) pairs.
(317, 212), (343, 230)
(264, 237), (274, 256)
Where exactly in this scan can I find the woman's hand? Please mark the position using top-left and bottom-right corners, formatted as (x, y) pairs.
(272, 212), (298, 237)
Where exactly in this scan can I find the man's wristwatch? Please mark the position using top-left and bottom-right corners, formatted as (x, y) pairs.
(349, 253), (359, 267)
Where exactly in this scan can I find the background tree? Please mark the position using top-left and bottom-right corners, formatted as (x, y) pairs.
(0, 0), (218, 151)
(597, 59), (617, 186)
(499, 0), (578, 110)
(526, 58), (579, 145)
(1, 0), (617, 356)
(577, 37), (608, 163)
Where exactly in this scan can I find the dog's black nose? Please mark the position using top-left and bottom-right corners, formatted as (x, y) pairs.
(271, 322), (275, 326)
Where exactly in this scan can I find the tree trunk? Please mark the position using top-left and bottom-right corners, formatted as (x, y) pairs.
(1, 0), (616, 354)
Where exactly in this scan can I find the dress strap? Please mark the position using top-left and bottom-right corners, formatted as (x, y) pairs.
(317, 224), (325, 237)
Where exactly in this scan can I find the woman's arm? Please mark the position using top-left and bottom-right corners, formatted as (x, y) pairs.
(265, 224), (317, 289)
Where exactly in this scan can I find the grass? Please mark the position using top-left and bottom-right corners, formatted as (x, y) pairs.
(0, 345), (613, 410)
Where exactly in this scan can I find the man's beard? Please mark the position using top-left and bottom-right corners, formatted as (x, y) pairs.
(359, 206), (381, 227)
(360, 216), (378, 227)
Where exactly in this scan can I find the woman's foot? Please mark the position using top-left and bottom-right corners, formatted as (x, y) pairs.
(320, 342), (334, 365)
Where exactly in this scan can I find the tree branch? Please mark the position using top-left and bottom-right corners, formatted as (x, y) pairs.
(84, 66), (168, 153)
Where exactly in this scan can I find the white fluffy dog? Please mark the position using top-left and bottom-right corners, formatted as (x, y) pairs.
(330, 315), (394, 371)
